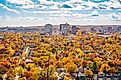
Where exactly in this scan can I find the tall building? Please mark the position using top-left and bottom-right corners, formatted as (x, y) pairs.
(44, 24), (53, 35)
(52, 25), (60, 35)
(118, 26), (121, 31)
(60, 23), (70, 35)
(90, 27), (96, 32)
(71, 26), (77, 35)
(108, 27), (113, 33)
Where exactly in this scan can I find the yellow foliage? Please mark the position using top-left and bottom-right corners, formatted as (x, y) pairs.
(26, 63), (36, 69)
(0, 44), (5, 49)
(62, 57), (72, 65)
(33, 58), (40, 64)
(93, 57), (102, 62)
(99, 63), (111, 72)
(68, 51), (76, 57)
(65, 62), (77, 73)
(15, 66), (24, 75)
(64, 76), (70, 80)
(6, 47), (15, 56)
(84, 70), (93, 76)
(108, 67), (117, 73)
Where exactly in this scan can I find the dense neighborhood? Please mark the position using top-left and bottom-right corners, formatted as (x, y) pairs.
(0, 24), (121, 80)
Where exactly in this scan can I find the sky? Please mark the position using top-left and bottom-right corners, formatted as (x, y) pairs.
(0, 0), (121, 27)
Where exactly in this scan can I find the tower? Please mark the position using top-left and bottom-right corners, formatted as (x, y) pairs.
(44, 24), (53, 35)
(60, 23), (70, 35)
(71, 25), (77, 35)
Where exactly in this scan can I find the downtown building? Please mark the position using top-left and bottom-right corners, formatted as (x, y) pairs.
(44, 24), (53, 35)
(60, 23), (71, 35)
(71, 25), (77, 35)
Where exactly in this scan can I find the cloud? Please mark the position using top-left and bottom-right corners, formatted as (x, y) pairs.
(91, 10), (99, 16)
(7, 0), (34, 5)
(1, 0), (121, 26)
(17, 16), (37, 21)
(11, 0), (121, 10)
(1, 14), (121, 26)
(0, 3), (20, 13)
(0, 16), (4, 20)
(110, 13), (121, 21)
(33, 10), (62, 14)
(109, 0), (121, 9)
(20, 4), (40, 9)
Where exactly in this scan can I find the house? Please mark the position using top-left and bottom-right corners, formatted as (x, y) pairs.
(0, 34), (5, 40)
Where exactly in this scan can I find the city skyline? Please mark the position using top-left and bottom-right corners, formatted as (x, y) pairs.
(0, 24), (120, 34)
(0, 0), (121, 26)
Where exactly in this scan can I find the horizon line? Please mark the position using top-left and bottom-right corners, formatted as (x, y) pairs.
(0, 24), (121, 27)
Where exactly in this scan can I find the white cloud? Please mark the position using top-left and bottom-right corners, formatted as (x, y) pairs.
(0, 16), (5, 21)
(12, 0), (121, 10)
(20, 4), (49, 9)
(21, 5), (35, 9)
(91, 10), (99, 16)
(1, 15), (121, 26)
(13, 16), (35, 21)
(7, 0), (34, 5)
(33, 10), (62, 14)
(0, 4), (20, 13)
(21, 4), (40, 9)
(1, 0), (121, 26)
(109, 0), (121, 9)
(108, 13), (121, 21)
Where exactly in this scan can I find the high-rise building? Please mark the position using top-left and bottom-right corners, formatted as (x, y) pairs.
(52, 25), (60, 35)
(118, 26), (121, 31)
(108, 27), (113, 33)
(71, 26), (77, 35)
(60, 23), (70, 35)
(90, 27), (95, 31)
(44, 24), (53, 35)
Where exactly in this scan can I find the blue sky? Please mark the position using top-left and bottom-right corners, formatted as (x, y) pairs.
(0, 0), (121, 26)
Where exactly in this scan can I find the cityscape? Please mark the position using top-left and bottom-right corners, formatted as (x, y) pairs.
(0, 24), (121, 80)
(0, 24), (121, 35)
(0, 0), (121, 80)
